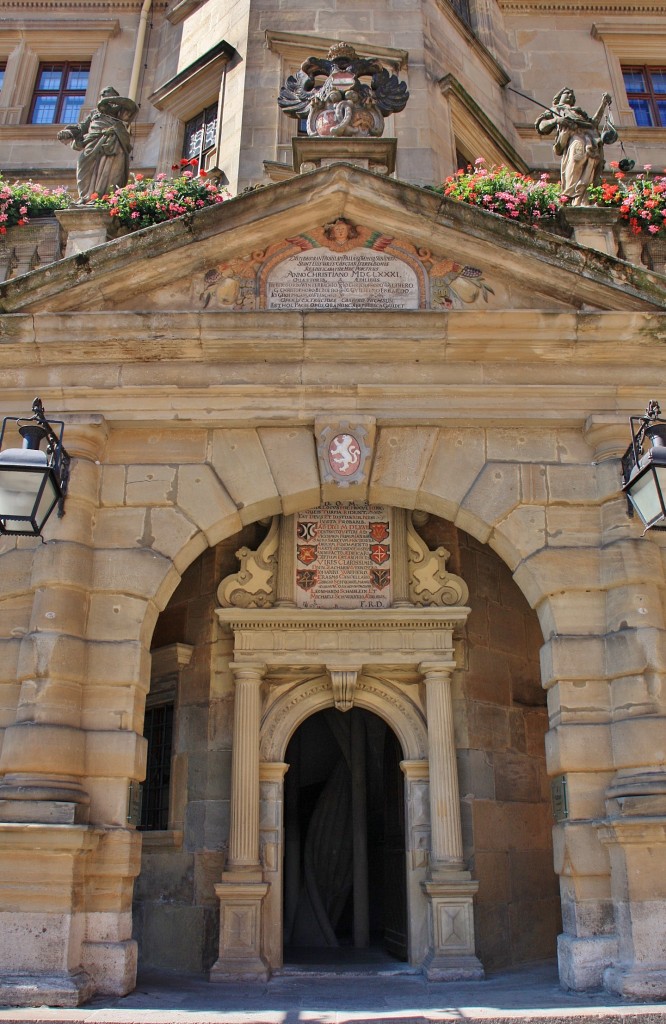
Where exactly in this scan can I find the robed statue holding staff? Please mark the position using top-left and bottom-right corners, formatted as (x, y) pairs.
(535, 88), (614, 206)
(57, 86), (138, 204)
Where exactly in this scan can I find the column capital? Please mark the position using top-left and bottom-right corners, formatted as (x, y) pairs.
(230, 662), (266, 684)
(60, 414), (109, 462)
(419, 661), (456, 681)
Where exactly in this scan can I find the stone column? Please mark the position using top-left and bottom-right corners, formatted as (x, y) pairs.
(210, 661), (270, 982)
(0, 417), (107, 821)
(600, 775), (666, 999)
(419, 661), (483, 981)
(0, 417), (111, 1007)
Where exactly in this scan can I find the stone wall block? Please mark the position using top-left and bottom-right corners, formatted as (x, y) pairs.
(85, 641), (150, 691)
(256, 427), (320, 515)
(514, 548), (601, 610)
(87, 593), (158, 645)
(606, 627), (666, 678)
(369, 426), (439, 508)
(176, 464), (242, 545)
(92, 547), (173, 599)
(456, 462), (521, 544)
(125, 465), (177, 507)
(100, 466), (126, 508)
(80, 938), (137, 997)
(547, 680), (611, 725)
(553, 820), (612, 879)
(489, 506), (545, 571)
(418, 428), (486, 522)
(607, 584), (664, 633)
(540, 635), (605, 687)
(487, 428), (559, 463)
(545, 723), (613, 774)
(546, 506), (601, 548)
(520, 464), (548, 506)
(85, 730), (147, 780)
(85, 778), (135, 827)
(537, 590), (607, 638)
(30, 586), (88, 638)
(107, 427), (207, 467)
(602, 540), (666, 590)
(30, 541), (93, 592)
(0, 548), (36, 599)
(611, 716), (666, 770)
(92, 508), (149, 550)
(147, 507), (208, 573)
(16, 633), (86, 687)
(211, 429), (281, 524)
(81, 684), (144, 734)
(546, 465), (601, 505)
(0, 722), (86, 776)
(565, 770), (616, 820)
(600, 496), (635, 545)
(0, 594), (32, 637)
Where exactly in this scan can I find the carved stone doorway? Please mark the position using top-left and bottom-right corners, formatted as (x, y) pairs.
(283, 707), (407, 965)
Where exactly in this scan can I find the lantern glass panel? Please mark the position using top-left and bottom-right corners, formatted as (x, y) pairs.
(627, 464), (666, 528)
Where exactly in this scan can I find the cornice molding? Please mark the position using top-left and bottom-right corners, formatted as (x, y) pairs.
(499, 0), (666, 11)
(265, 30), (408, 71)
(0, 0), (167, 7)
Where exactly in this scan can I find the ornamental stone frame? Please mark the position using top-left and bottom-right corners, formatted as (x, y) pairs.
(211, 606), (483, 981)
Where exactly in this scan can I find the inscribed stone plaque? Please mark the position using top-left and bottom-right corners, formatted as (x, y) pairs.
(295, 503), (393, 608)
(266, 248), (419, 310)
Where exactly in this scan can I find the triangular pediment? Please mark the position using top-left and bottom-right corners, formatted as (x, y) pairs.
(1, 162), (665, 314)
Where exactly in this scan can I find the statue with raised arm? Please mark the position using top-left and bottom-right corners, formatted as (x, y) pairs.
(57, 86), (138, 204)
(535, 88), (615, 206)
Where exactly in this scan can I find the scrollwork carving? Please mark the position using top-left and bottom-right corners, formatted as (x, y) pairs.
(407, 517), (469, 607)
(217, 517), (279, 608)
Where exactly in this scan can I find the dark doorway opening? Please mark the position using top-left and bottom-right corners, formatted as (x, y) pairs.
(283, 707), (407, 964)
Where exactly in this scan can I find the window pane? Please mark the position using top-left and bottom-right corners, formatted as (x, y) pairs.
(31, 96), (58, 124)
(0, 69), (5, 92)
(60, 95), (85, 123)
(623, 69), (646, 93)
(651, 70), (666, 94)
(37, 67), (63, 91)
(629, 98), (654, 126)
(204, 117), (217, 150)
(66, 67), (89, 90)
(657, 100), (666, 126)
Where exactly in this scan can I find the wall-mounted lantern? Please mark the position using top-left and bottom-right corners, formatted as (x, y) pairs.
(0, 398), (70, 537)
(622, 400), (666, 533)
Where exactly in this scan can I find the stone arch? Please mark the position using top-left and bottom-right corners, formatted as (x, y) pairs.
(260, 672), (428, 763)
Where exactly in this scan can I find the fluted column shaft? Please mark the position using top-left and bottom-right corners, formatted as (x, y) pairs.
(421, 661), (463, 870)
(228, 662), (265, 871)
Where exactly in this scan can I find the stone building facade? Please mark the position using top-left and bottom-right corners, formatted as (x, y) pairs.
(1, 0), (666, 1009)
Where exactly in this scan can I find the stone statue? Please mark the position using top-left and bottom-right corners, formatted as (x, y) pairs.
(57, 86), (138, 204)
(534, 88), (615, 206)
(278, 41), (409, 138)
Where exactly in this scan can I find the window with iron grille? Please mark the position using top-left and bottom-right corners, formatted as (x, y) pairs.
(183, 103), (218, 167)
(622, 66), (666, 127)
(139, 703), (174, 831)
(29, 62), (90, 124)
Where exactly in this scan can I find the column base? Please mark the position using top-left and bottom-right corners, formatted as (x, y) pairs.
(0, 969), (95, 1007)
(422, 952), (484, 981)
(422, 877), (484, 981)
(604, 965), (666, 1000)
(557, 933), (618, 990)
(210, 880), (270, 983)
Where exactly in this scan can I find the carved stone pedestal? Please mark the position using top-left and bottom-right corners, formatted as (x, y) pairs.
(0, 824), (100, 1007)
(422, 876), (484, 981)
(210, 879), (270, 982)
(292, 137), (397, 176)
(55, 208), (115, 258)
(565, 206), (620, 257)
